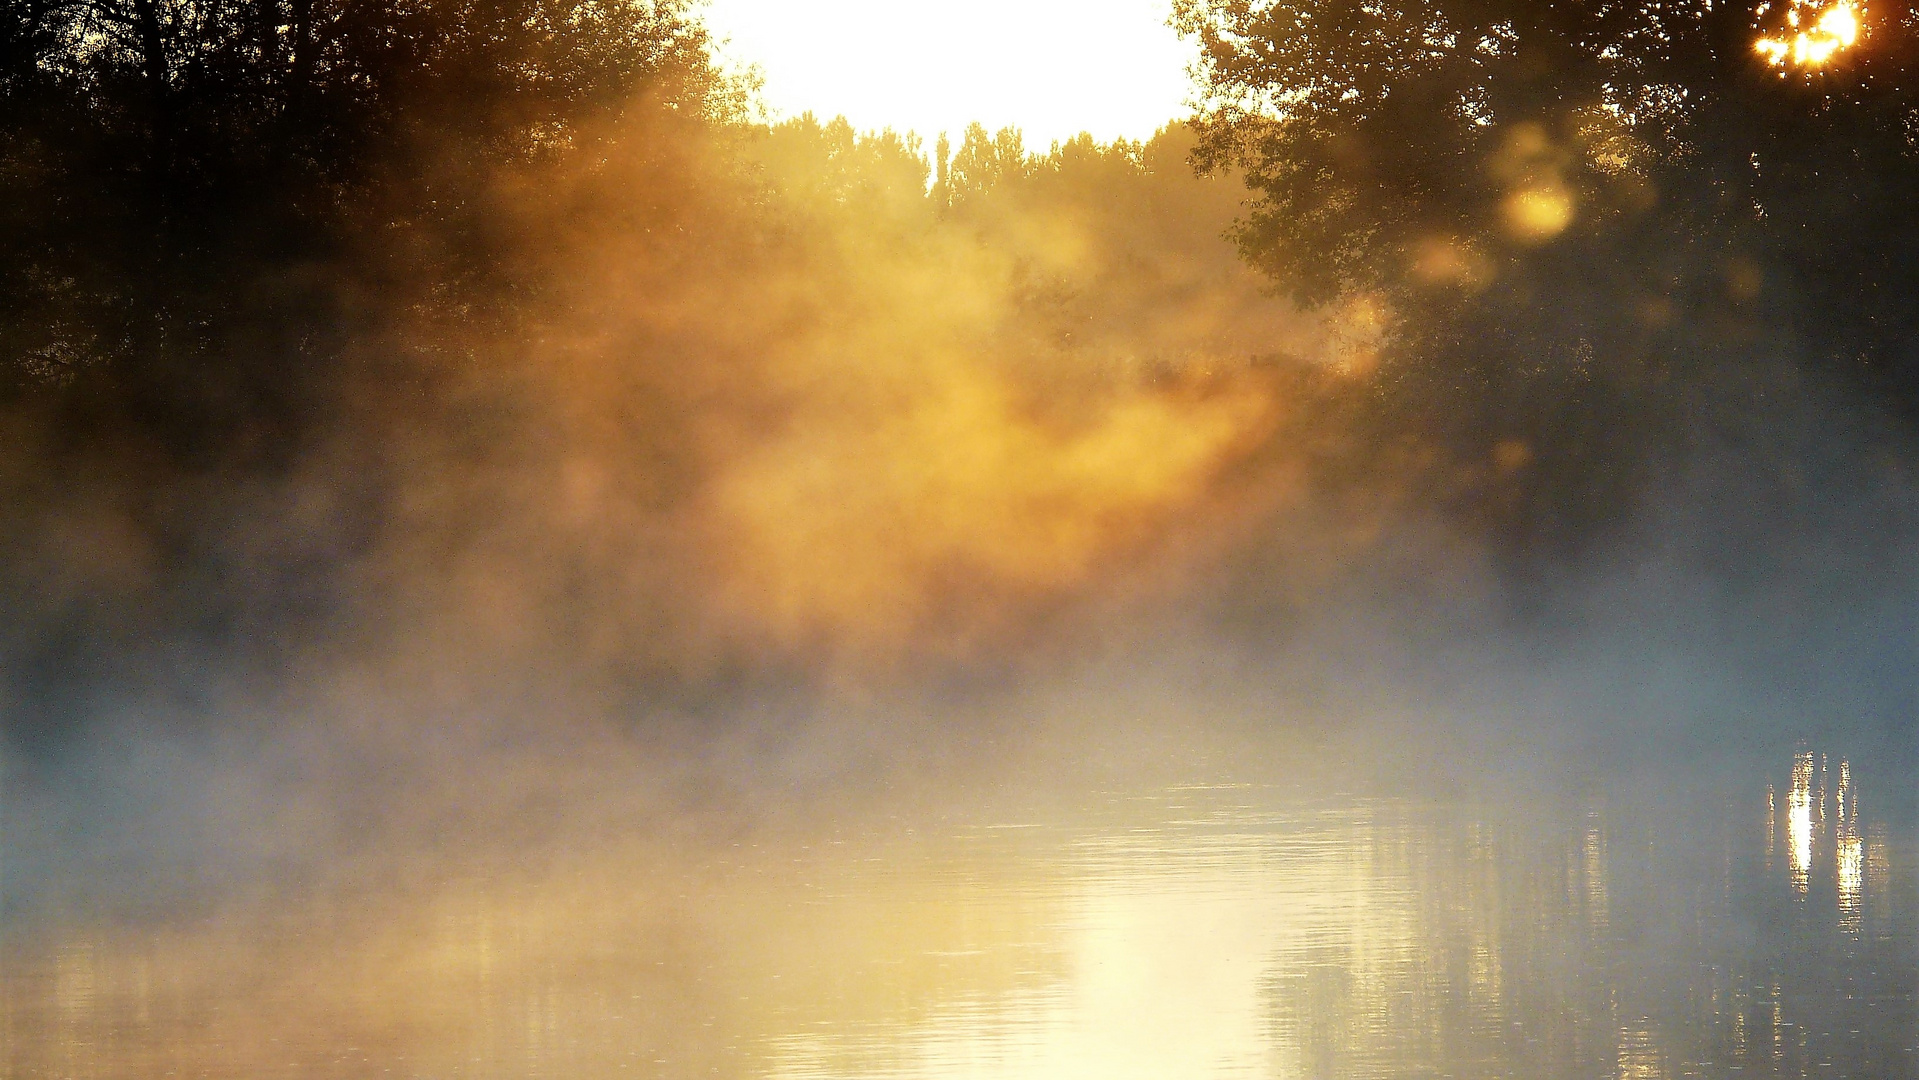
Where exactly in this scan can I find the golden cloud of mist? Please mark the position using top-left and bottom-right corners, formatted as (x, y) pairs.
(371, 116), (1313, 670)
(709, 363), (1276, 648)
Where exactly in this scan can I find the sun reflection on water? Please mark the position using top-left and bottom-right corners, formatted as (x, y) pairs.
(768, 800), (1437, 1080)
(1833, 759), (1865, 934)
(1787, 749), (1815, 894)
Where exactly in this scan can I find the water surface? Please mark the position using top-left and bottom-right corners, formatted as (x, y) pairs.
(4, 749), (1913, 1078)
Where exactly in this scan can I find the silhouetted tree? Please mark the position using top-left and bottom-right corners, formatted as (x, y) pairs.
(1177, 0), (1919, 550)
(0, 0), (728, 729)
(943, 122), (1030, 207)
(1, 0), (720, 458)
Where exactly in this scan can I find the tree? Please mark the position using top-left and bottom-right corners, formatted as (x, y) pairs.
(1176, 0), (1919, 549)
(0, 0), (731, 727)
(1, 0), (722, 455)
(939, 122), (1031, 208)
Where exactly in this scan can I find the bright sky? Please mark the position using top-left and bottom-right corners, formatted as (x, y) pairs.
(699, 0), (1199, 150)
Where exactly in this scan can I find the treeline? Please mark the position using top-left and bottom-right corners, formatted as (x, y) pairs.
(7, 0), (1918, 718)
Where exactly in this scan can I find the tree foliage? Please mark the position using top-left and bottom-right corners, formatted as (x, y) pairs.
(1, 0), (722, 457)
(1177, 0), (1919, 548)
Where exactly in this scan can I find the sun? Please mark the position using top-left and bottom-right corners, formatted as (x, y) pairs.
(1755, 1), (1863, 69)
(699, 0), (1195, 148)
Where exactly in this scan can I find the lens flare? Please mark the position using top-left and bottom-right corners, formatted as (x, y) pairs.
(1502, 186), (1575, 242)
(1755, 2), (1862, 69)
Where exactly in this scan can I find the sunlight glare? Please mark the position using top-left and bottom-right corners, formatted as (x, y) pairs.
(700, 0), (1196, 148)
(1755, 2), (1862, 69)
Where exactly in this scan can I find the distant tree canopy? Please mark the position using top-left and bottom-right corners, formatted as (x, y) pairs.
(1176, 0), (1919, 545)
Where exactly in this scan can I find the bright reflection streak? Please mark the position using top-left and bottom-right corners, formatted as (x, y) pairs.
(1788, 750), (1814, 895)
(1837, 760), (1864, 932)
(1618, 1023), (1664, 1080)
(1838, 831), (1864, 927)
(1583, 815), (1610, 931)
(1765, 783), (1776, 872)
(1756, 2), (1862, 69)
